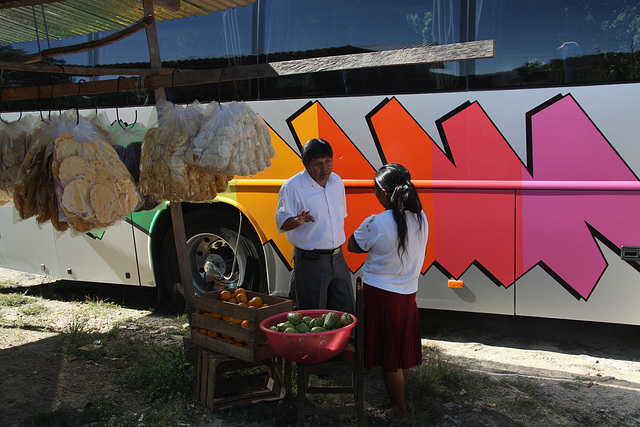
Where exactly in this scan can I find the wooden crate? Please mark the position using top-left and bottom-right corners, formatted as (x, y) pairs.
(195, 347), (288, 411)
(191, 290), (293, 362)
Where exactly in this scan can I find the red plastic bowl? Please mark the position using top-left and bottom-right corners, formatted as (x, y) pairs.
(259, 309), (357, 363)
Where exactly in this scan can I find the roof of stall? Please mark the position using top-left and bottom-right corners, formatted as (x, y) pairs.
(0, 0), (255, 44)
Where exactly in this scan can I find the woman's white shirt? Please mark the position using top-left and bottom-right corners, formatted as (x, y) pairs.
(353, 209), (428, 294)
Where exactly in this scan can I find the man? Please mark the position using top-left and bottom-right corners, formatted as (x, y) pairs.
(275, 138), (355, 314)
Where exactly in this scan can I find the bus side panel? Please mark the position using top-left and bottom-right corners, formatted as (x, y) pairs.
(54, 220), (140, 285)
(416, 264), (515, 316)
(515, 247), (640, 325)
(516, 191), (640, 325)
(262, 240), (292, 298)
(133, 224), (155, 287)
(248, 84), (640, 325)
(0, 204), (61, 278)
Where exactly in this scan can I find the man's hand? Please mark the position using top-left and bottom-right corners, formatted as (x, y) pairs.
(297, 210), (315, 223)
(280, 210), (315, 230)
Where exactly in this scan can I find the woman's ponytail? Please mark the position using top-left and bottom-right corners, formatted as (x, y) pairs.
(374, 163), (423, 257)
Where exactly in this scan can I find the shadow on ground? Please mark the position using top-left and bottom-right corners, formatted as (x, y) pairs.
(420, 308), (640, 362)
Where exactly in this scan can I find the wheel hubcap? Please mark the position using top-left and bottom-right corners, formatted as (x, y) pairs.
(187, 232), (244, 293)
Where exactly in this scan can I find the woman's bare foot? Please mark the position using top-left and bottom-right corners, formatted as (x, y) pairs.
(383, 407), (407, 423)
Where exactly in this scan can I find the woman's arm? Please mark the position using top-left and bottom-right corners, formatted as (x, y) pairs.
(347, 235), (367, 254)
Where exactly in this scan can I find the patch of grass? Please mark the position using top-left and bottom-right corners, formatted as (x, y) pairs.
(21, 302), (49, 316)
(72, 393), (217, 427)
(33, 282), (61, 301)
(403, 346), (496, 423)
(62, 311), (92, 352)
(0, 279), (16, 289)
(0, 291), (33, 307)
(83, 294), (119, 311)
(409, 347), (467, 397)
(119, 345), (192, 401)
(49, 315), (195, 422)
(498, 377), (557, 423)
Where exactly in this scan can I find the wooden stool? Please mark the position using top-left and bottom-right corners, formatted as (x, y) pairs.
(195, 347), (289, 410)
(296, 278), (365, 426)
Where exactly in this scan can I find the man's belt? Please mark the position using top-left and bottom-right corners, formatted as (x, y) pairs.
(315, 247), (341, 255)
(297, 247), (341, 256)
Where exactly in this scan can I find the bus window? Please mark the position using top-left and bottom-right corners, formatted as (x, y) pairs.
(471, 0), (640, 89)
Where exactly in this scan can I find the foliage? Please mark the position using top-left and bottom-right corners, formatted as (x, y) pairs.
(20, 302), (48, 316)
(0, 291), (33, 307)
(407, 12), (434, 44)
(119, 346), (192, 402)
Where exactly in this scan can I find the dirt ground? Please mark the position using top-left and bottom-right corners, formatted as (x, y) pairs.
(421, 309), (640, 426)
(1, 267), (640, 426)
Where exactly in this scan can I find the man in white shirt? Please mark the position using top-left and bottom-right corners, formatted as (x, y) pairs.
(275, 138), (355, 314)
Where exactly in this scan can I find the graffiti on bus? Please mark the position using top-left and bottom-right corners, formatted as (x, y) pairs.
(237, 94), (640, 302)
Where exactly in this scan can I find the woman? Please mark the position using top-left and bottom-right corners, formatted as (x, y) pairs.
(347, 163), (428, 422)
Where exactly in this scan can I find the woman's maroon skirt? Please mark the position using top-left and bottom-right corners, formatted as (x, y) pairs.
(363, 283), (422, 372)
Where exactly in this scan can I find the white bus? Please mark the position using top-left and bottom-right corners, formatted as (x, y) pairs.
(1, 0), (640, 326)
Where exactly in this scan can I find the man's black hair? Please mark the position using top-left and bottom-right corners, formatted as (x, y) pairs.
(301, 138), (333, 166)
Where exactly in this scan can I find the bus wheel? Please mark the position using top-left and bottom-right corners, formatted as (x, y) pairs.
(159, 208), (267, 309)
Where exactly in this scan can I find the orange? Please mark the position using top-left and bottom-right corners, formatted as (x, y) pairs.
(236, 293), (248, 304)
(228, 298), (237, 304)
(199, 328), (208, 335)
(212, 313), (223, 319)
(207, 330), (219, 338)
(233, 288), (246, 298)
(230, 317), (243, 325)
(222, 316), (232, 323)
(238, 302), (248, 307)
(241, 320), (250, 328)
(249, 296), (263, 307)
(220, 290), (232, 301)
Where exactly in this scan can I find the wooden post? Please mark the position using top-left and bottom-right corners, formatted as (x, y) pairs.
(142, 0), (167, 104)
(142, 0), (195, 316)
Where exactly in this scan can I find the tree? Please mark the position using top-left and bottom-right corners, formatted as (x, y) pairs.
(406, 12), (434, 44)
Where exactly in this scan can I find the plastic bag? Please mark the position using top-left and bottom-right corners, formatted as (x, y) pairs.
(139, 100), (232, 202)
(109, 121), (147, 183)
(51, 113), (142, 232)
(85, 110), (114, 145)
(190, 101), (274, 177)
(151, 99), (206, 137)
(0, 114), (35, 205)
(13, 113), (68, 231)
(139, 126), (231, 202)
(139, 127), (190, 201)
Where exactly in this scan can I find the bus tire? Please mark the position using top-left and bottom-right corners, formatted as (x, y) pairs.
(159, 208), (267, 309)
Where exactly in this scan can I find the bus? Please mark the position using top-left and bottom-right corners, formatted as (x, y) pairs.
(1, 0), (640, 326)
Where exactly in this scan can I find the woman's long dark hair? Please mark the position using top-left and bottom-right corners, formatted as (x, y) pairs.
(374, 163), (423, 257)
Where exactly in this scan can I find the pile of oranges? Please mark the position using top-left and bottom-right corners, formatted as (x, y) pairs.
(197, 287), (269, 348)
(218, 287), (267, 309)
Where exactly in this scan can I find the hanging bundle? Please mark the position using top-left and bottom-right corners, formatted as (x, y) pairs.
(0, 114), (35, 205)
(14, 112), (67, 231)
(139, 100), (232, 202)
(51, 114), (141, 232)
(152, 98), (205, 137)
(85, 110), (115, 145)
(14, 110), (142, 233)
(190, 101), (274, 177)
